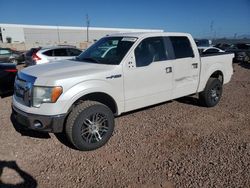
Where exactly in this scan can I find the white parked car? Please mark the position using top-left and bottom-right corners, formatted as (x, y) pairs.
(25, 46), (82, 66)
(13, 32), (234, 151)
(198, 47), (225, 55)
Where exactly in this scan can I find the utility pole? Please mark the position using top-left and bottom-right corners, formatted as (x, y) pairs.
(57, 25), (61, 44)
(234, 33), (237, 39)
(86, 14), (90, 42)
(210, 20), (214, 39)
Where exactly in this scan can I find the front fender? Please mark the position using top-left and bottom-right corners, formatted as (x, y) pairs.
(60, 79), (124, 115)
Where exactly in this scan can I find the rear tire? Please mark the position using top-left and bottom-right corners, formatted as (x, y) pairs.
(65, 101), (114, 151)
(199, 78), (223, 107)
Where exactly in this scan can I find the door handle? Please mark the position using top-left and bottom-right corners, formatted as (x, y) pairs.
(192, 63), (198, 69)
(165, 67), (172, 73)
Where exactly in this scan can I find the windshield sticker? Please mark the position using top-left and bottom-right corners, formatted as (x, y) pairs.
(121, 37), (137, 42)
(112, 40), (119, 45)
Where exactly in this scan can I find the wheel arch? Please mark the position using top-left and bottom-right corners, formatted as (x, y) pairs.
(209, 70), (224, 84)
(198, 65), (225, 92)
(69, 92), (119, 116)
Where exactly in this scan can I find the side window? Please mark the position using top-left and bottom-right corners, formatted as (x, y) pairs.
(67, 48), (82, 56)
(169, 37), (194, 59)
(135, 37), (167, 67)
(43, 50), (53, 56)
(163, 37), (175, 60)
(53, 49), (68, 56)
(0, 49), (11, 55)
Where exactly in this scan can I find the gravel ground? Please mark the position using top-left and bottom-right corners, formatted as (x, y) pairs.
(0, 63), (249, 188)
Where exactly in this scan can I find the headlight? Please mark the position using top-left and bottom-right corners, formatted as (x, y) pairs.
(33, 86), (63, 107)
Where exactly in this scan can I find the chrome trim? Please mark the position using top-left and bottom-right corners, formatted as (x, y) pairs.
(14, 72), (37, 107)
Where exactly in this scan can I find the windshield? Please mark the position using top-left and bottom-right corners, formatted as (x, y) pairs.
(76, 37), (137, 65)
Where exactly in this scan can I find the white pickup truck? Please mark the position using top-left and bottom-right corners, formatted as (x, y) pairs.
(12, 32), (234, 151)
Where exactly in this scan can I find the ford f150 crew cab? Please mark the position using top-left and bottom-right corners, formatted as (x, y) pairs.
(12, 32), (234, 151)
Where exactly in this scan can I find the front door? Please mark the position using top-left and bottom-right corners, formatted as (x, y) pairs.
(123, 37), (173, 112)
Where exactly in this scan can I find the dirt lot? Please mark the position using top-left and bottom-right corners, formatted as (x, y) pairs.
(0, 64), (249, 188)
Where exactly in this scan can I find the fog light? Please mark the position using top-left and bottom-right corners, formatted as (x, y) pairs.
(33, 120), (43, 128)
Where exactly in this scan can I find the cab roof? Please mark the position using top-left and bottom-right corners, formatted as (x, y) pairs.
(109, 32), (192, 38)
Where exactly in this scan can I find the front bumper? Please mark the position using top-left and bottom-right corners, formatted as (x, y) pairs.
(12, 105), (66, 133)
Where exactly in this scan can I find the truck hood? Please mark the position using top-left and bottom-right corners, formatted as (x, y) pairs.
(21, 59), (119, 86)
(22, 60), (116, 80)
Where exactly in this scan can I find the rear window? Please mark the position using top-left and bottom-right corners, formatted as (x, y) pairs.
(43, 50), (53, 56)
(169, 37), (194, 59)
(53, 49), (68, 56)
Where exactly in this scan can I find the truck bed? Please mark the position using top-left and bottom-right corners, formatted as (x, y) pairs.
(198, 52), (234, 92)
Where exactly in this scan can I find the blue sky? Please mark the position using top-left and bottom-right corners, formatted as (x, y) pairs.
(1, 0), (250, 38)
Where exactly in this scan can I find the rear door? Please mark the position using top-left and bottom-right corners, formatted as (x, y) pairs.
(123, 36), (173, 112)
(169, 36), (200, 98)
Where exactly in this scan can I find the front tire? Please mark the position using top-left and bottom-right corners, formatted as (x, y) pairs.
(65, 101), (114, 151)
(199, 78), (223, 107)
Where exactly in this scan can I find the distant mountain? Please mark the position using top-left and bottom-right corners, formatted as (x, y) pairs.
(237, 34), (250, 39)
(195, 34), (250, 40)
(213, 38), (250, 45)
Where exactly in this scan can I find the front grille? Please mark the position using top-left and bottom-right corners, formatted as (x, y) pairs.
(14, 78), (31, 106)
(14, 72), (36, 107)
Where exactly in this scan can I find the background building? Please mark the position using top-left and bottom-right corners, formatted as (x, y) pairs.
(0, 23), (163, 50)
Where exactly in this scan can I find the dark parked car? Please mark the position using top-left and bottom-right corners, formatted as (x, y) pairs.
(195, 39), (212, 47)
(0, 48), (24, 64)
(24, 47), (41, 66)
(0, 62), (17, 96)
(226, 43), (250, 63)
(214, 43), (231, 50)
